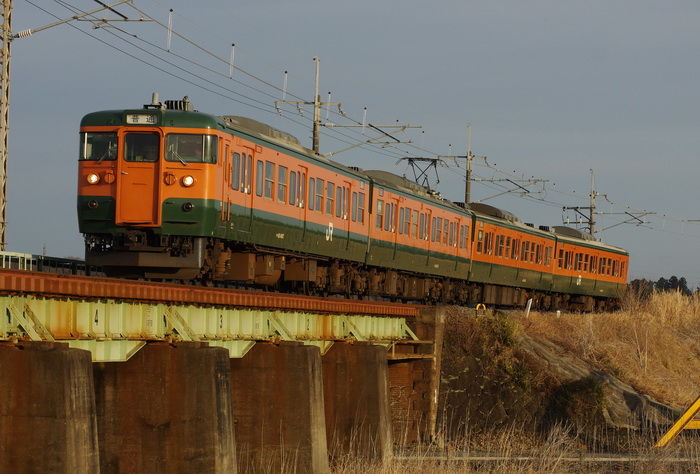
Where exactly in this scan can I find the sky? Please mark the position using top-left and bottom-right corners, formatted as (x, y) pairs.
(8, 0), (700, 286)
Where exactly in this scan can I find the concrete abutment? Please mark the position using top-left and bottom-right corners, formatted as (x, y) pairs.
(230, 341), (330, 474)
(93, 342), (237, 473)
(0, 341), (99, 473)
(322, 342), (393, 464)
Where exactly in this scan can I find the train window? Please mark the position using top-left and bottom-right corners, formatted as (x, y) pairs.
(315, 179), (324, 212)
(165, 134), (217, 163)
(536, 244), (542, 265)
(264, 161), (275, 199)
(352, 192), (358, 222)
(232, 153), (240, 190)
(434, 218), (442, 242)
(477, 230), (483, 253)
(80, 132), (117, 161)
(278, 166), (288, 203)
(459, 225), (468, 248)
(504, 237), (511, 257)
(412, 210), (419, 238)
(449, 222), (455, 246)
(336, 185), (343, 217)
(308, 178), (315, 210)
(521, 241), (529, 261)
(398, 208), (405, 234)
(443, 220), (449, 245)
(289, 172), (297, 206)
(327, 182), (335, 215)
(613, 260), (619, 277)
(125, 133), (159, 162)
(376, 200), (384, 229)
(255, 160), (264, 196)
(621, 262), (626, 278)
(511, 239), (519, 260)
(583, 254), (589, 272)
(558, 249), (564, 268)
(385, 204), (394, 232)
(544, 247), (552, 266)
(358, 193), (365, 224)
(420, 213), (427, 240)
(344, 187), (350, 219)
(300, 173), (306, 207)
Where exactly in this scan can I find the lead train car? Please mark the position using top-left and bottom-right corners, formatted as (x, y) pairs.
(78, 97), (628, 310)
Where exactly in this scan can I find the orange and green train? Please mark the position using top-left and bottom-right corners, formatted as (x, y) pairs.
(78, 96), (628, 310)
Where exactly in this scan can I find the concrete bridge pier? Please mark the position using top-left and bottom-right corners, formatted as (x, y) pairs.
(0, 341), (99, 473)
(229, 342), (329, 474)
(322, 342), (392, 465)
(92, 341), (236, 473)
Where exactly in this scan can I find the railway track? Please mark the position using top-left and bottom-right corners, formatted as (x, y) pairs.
(0, 267), (420, 317)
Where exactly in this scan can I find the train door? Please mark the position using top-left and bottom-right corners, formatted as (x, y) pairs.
(115, 130), (161, 225)
(298, 165), (309, 242)
(342, 180), (352, 249)
(220, 143), (230, 222)
(240, 147), (255, 231)
(390, 196), (400, 259)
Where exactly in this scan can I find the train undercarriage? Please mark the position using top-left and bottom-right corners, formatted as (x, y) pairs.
(85, 233), (619, 312)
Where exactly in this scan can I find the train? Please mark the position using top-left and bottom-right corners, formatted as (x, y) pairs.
(77, 95), (628, 311)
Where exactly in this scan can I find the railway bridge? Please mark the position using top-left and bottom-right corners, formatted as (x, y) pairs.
(0, 268), (446, 473)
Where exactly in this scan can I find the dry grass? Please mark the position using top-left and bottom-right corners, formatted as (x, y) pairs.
(331, 423), (700, 473)
(332, 292), (700, 473)
(522, 291), (700, 408)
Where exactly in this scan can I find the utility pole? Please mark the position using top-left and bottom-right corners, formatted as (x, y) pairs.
(276, 57), (340, 154)
(0, 0), (12, 251)
(0, 0), (139, 251)
(276, 57), (419, 156)
(562, 168), (654, 236)
(439, 124), (487, 205)
(563, 169), (599, 235)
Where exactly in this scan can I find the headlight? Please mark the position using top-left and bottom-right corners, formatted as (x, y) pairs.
(86, 173), (100, 184)
(181, 175), (195, 187)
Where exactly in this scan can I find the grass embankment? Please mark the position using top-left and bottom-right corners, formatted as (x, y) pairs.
(525, 291), (700, 408)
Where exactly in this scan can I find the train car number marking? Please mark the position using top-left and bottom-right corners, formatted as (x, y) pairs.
(276, 233), (285, 239)
(576, 275), (582, 286)
(325, 223), (334, 241)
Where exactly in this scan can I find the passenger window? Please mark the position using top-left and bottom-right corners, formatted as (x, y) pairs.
(336, 185), (343, 218)
(352, 192), (358, 222)
(255, 160), (264, 197)
(308, 178), (315, 210)
(376, 200), (384, 229)
(264, 161), (275, 199)
(315, 179), (324, 212)
(278, 166), (288, 203)
(358, 193), (365, 223)
(232, 153), (240, 190)
(327, 182), (335, 215)
(289, 171), (297, 206)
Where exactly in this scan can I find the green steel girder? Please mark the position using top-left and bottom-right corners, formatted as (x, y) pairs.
(0, 295), (418, 361)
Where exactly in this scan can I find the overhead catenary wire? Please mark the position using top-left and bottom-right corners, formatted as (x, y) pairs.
(26, 1), (700, 238)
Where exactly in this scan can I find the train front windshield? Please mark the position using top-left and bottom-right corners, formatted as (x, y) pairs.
(80, 132), (117, 161)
